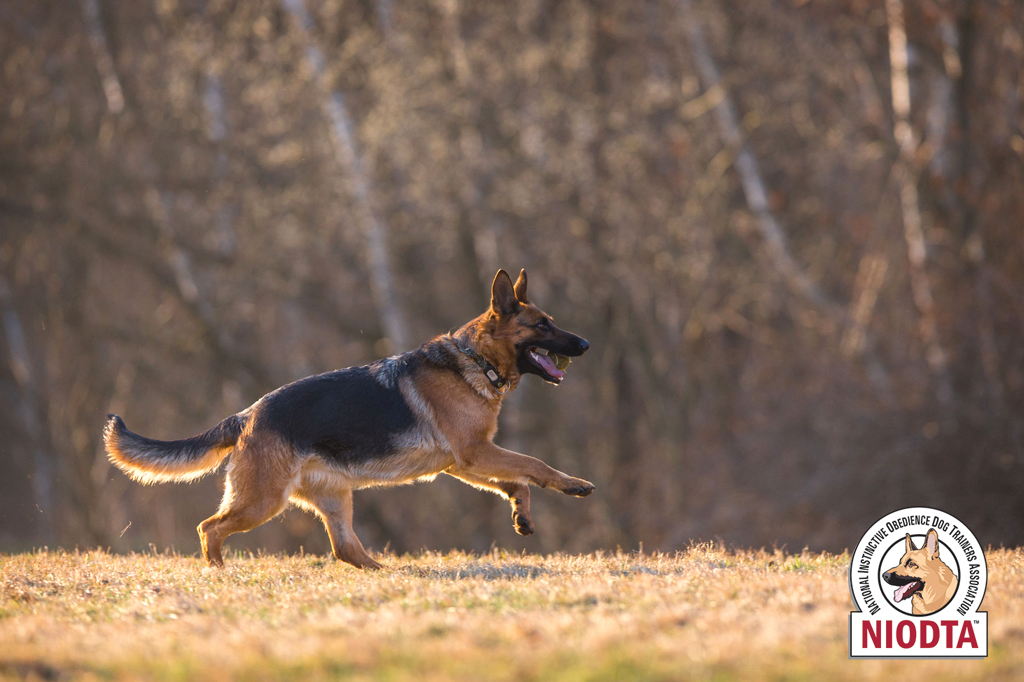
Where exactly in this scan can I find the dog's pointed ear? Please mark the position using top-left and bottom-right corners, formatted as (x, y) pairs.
(905, 533), (919, 553)
(490, 269), (520, 316)
(925, 529), (940, 559)
(513, 269), (528, 303)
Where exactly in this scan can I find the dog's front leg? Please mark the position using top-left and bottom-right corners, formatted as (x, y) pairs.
(504, 482), (535, 536)
(456, 442), (595, 497)
(446, 468), (535, 535)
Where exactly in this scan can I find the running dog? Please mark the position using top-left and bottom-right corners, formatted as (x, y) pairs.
(882, 529), (959, 615)
(104, 269), (594, 568)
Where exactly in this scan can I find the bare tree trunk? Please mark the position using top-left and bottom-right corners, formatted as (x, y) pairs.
(679, 0), (837, 316)
(885, 0), (953, 405)
(203, 71), (238, 258)
(282, 0), (410, 352)
(0, 277), (55, 542)
(679, 0), (893, 401)
(438, 0), (503, 297)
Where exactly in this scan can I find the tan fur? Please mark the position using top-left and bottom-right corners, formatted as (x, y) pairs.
(104, 424), (234, 485)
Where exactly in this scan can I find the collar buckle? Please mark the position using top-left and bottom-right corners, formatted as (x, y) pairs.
(456, 345), (510, 394)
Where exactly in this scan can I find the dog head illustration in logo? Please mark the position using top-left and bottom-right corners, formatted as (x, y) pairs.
(882, 528), (958, 615)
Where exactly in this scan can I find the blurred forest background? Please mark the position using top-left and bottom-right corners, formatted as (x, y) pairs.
(2, 0), (1023, 559)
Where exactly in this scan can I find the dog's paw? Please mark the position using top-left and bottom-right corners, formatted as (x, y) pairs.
(513, 511), (535, 536)
(338, 550), (384, 570)
(561, 479), (595, 497)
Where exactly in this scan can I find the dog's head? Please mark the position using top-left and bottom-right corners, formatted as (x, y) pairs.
(882, 529), (945, 610)
(484, 269), (590, 384)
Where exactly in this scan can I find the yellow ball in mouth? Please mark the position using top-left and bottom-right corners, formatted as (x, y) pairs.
(553, 354), (571, 371)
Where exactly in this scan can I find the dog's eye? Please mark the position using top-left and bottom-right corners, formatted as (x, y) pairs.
(536, 319), (551, 330)
(907, 561), (918, 568)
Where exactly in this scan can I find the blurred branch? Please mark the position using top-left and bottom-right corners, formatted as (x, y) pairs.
(81, 0), (124, 115)
(841, 254), (888, 357)
(375, 0), (393, 40)
(844, 40), (885, 128)
(282, 0), (410, 352)
(440, 0), (472, 87)
(974, 259), (1003, 408)
(885, 0), (953, 405)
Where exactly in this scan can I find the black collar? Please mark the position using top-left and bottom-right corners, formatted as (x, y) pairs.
(456, 345), (510, 394)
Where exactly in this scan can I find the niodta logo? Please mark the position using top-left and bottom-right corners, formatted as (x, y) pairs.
(849, 507), (987, 658)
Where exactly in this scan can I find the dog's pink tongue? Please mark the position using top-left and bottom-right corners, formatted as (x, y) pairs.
(535, 353), (565, 379)
(894, 581), (921, 603)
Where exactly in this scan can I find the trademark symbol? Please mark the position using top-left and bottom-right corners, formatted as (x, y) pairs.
(974, 620), (979, 624)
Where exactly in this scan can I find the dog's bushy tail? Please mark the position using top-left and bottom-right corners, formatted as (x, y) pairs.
(103, 414), (245, 484)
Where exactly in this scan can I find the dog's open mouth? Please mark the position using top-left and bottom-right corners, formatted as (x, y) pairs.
(528, 347), (571, 383)
(894, 580), (923, 602)
(885, 573), (925, 603)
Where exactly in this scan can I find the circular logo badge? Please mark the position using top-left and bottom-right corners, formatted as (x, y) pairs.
(849, 507), (987, 658)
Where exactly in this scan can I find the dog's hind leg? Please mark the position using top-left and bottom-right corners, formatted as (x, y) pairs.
(197, 439), (295, 567)
(293, 488), (382, 570)
(445, 469), (534, 536)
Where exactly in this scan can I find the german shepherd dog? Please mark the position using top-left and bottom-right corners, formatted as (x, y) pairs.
(104, 270), (593, 569)
(882, 529), (959, 615)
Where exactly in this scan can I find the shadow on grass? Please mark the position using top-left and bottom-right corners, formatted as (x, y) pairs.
(0, 661), (62, 681)
(400, 562), (551, 581)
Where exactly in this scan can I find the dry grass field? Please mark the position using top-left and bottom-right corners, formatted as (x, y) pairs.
(1, 545), (1022, 681)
